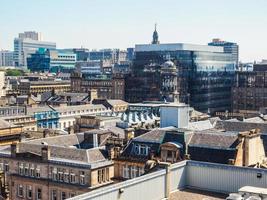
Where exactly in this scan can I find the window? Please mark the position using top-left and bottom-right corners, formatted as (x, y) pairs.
(58, 171), (64, 182)
(106, 168), (109, 181)
(61, 191), (66, 200)
(52, 168), (57, 180)
(27, 185), (32, 199)
(70, 172), (76, 183)
(80, 171), (85, 185)
(64, 172), (69, 183)
(30, 165), (35, 177)
(24, 163), (29, 176)
(36, 166), (40, 178)
(69, 193), (75, 198)
(4, 163), (9, 172)
(51, 190), (57, 200)
(134, 144), (139, 154)
(140, 145), (147, 155)
(19, 163), (24, 175)
(101, 169), (105, 182)
(18, 184), (23, 197)
(36, 188), (42, 200)
(131, 166), (138, 178)
(97, 170), (101, 183)
(122, 165), (129, 179)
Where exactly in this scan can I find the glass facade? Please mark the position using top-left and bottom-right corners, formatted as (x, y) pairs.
(27, 50), (50, 72)
(126, 45), (236, 114)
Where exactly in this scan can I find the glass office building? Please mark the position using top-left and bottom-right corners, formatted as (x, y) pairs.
(27, 49), (76, 73)
(126, 43), (236, 114)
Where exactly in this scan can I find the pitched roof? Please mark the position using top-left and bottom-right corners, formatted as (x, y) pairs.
(187, 120), (213, 131)
(189, 132), (238, 149)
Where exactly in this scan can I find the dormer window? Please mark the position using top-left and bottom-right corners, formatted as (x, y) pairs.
(134, 144), (149, 156)
(140, 145), (147, 155)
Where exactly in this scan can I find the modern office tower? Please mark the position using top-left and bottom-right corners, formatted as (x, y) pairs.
(75, 60), (103, 75)
(18, 31), (42, 41)
(125, 28), (236, 114)
(14, 32), (56, 67)
(0, 50), (14, 66)
(27, 48), (50, 72)
(27, 49), (76, 72)
(49, 49), (76, 73)
(208, 38), (239, 66)
(88, 49), (127, 64)
(126, 48), (135, 61)
(73, 48), (89, 61)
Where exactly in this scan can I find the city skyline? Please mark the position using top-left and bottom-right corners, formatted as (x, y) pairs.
(1, 0), (267, 62)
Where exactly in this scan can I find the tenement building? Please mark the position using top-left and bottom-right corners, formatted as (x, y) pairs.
(232, 63), (267, 113)
(126, 28), (237, 114)
(0, 133), (114, 199)
(18, 79), (71, 95)
(71, 72), (125, 100)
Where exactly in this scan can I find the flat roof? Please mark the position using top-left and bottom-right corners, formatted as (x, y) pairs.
(170, 188), (227, 200)
(135, 43), (224, 53)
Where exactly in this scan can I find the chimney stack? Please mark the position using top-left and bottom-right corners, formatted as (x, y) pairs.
(124, 128), (134, 142)
(11, 142), (18, 158)
(41, 145), (51, 161)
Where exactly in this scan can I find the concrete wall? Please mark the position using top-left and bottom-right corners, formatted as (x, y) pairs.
(68, 160), (267, 200)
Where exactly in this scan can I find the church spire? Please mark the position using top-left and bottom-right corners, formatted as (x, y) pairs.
(152, 23), (160, 44)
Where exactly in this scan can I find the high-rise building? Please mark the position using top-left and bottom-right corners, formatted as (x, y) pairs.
(14, 32), (56, 67)
(125, 27), (237, 114)
(73, 48), (89, 61)
(0, 50), (14, 66)
(88, 49), (127, 64)
(27, 49), (76, 73)
(208, 38), (239, 66)
(126, 48), (135, 61)
(18, 31), (42, 41)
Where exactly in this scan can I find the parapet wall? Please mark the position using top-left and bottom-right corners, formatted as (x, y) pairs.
(68, 160), (267, 200)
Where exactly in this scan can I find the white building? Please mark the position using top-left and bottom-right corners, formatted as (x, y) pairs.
(14, 32), (56, 67)
(18, 31), (42, 41)
(0, 50), (14, 66)
(0, 71), (6, 97)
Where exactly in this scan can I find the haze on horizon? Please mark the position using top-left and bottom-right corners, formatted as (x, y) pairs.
(0, 0), (266, 62)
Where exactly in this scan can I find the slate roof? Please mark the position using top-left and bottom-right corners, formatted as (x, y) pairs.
(189, 132), (238, 149)
(187, 120), (213, 131)
(133, 128), (166, 143)
(215, 120), (267, 133)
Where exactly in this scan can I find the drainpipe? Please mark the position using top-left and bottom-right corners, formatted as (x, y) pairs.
(160, 162), (171, 199)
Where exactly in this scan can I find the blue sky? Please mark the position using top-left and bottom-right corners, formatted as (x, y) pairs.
(0, 0), (267, 62)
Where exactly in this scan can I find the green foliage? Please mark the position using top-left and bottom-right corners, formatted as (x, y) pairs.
(5, 69), (25, 76)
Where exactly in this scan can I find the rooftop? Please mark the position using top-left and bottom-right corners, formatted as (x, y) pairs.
(170, 189), (227, 200)
(135, 43), (224, 53)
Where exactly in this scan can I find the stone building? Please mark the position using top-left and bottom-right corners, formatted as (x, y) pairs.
(18, 80), (71, 95)
(0, 133), (114, 199)
(70, 72), (125, 100)
(0, 119), (22, 146)
(232, 64), (267, 112)
(1, 115), (37, 132)
(113, 127), (267, 180)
